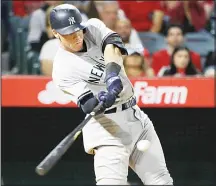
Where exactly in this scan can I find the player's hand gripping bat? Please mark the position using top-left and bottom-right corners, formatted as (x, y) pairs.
(35, 102), (105, 176)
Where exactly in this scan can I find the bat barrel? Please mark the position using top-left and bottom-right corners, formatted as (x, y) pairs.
(35, 102), (104, 176)
(36, 167), (47, 176)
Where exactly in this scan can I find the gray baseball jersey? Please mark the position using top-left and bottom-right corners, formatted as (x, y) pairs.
(52, 18), (173, 185)
(52, 18), (134, 107)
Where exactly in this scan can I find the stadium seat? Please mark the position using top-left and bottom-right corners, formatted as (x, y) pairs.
(19, 16), (30, 32)
(185, 31), (214, 57)
(9, 16), (21, 72)
(138, 32), (167, 54)
(26, 48), (41, 75)
(185, 31), (215, 67)
(9, 16), (31, 74)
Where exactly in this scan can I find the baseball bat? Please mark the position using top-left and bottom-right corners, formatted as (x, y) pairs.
(35, 102), (104, 176)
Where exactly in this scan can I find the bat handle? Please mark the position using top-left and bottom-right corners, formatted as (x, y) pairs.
(90, 101), (105, 116)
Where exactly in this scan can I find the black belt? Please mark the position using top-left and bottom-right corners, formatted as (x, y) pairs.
(104, 97), (136, 114)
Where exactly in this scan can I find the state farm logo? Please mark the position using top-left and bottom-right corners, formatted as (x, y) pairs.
(38, 81), (72, 104)
(134, 81), (188, 104)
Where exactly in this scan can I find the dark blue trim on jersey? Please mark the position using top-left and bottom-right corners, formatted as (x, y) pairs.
(78, 90), (91, 101)
(77, 92), (99, 114)
(102, 33), (128, 55)
(101, 32), (113, 50)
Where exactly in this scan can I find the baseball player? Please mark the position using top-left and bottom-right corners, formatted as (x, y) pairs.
(50, 4), (173, 185)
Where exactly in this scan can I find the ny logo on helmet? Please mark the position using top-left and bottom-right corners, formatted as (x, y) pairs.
(68, 17), (76, 25)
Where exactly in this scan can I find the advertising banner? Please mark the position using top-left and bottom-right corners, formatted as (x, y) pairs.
(2, 76), (215, 108)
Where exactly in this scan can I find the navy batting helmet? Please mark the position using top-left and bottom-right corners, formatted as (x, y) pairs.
(50, 4), (86, 35)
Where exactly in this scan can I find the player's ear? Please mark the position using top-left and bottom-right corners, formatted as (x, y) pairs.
(52, 29), (59, 39)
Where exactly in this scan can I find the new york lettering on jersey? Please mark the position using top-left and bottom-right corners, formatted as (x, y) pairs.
(75, 35), (106, 85)
(75, 49), (106, 85)
(88, 61), (105, 84)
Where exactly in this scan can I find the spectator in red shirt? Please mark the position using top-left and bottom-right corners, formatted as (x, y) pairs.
(13, 1), (27, 17)
(198, 0), (215, 34)
(118, 1), (164, 32)
(161, 1), (207, 33)
(158, 46), (200, 77)
(152, 24), (202, 74)
(198, 0), (214, 21)
(13, 1), (44, 17)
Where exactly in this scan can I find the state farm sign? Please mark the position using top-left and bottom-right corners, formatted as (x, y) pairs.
(37, 81), (188, 105)
(37, 81), (72, 105)
(134, 81), (188, 104)
(2, 76), (214, 107)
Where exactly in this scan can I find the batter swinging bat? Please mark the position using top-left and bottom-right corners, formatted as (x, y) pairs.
(35, 102), (104, 176)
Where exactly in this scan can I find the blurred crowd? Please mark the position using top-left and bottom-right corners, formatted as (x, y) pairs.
(1, 0), (216, 78)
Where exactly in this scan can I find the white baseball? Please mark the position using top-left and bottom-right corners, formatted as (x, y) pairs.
(137, 140), (151, 152)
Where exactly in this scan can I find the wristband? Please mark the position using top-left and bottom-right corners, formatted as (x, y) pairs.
(105, 62), (121, 81)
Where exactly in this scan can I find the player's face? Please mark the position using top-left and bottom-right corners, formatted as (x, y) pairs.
(115, 21), (131, 43)
(166, 28), (184, 47)
(173, 50), (190, 69)
(58, 30), (84, 52)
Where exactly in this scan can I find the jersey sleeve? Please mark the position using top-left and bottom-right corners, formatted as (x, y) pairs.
(86, 19), (115, 51)
(87, 18), (115, 47)
(56, 78), (92, 104)
(87, 18), (127, 54)
(52, 55), (92, 105)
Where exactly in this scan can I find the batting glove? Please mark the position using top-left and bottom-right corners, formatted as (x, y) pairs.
(105, 73), (123, 96)
(98, 91), (116, 108)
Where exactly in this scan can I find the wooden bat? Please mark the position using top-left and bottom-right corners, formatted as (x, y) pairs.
(35, 102), (104, 176)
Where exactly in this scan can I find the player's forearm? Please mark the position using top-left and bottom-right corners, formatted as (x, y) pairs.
(104, 44), (124, 80)
(103, 44), (123, 95)
(104, 44), (124, 66)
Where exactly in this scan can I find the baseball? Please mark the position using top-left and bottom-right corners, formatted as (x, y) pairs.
(137, 140), (151, 152)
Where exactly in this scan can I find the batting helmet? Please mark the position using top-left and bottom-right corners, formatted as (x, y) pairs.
(50, 4), (86, 35)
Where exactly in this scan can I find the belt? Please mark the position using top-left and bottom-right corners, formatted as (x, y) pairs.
(104, 97), (136, 114)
